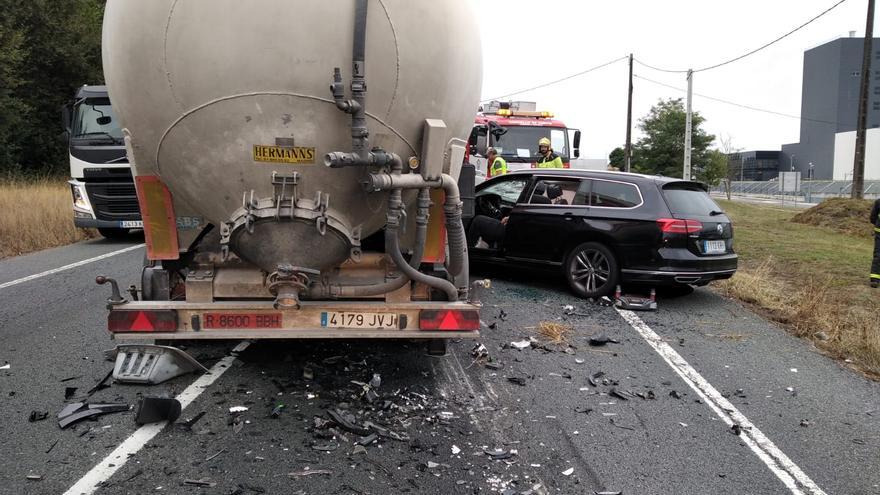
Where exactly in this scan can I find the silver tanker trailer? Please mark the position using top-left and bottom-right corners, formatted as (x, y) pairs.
(96, 0), (484, 354)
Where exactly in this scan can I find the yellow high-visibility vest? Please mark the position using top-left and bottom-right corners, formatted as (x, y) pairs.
(537, 152), (563, 168)
(489, 156), (507, 177)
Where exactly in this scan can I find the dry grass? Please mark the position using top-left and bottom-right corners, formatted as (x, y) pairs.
(791, 197), (874, 238)
(716, 200), (880, 377)
(0, 178), (98, 259)
(538, 321), (573, 345)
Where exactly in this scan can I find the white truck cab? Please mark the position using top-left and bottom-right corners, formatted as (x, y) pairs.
(63, 85), (142, 238)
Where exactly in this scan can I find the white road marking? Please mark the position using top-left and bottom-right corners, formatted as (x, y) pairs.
(616, 309), (826, 495)
(0, 244), (145, 290)
(63, 341), (250, 495)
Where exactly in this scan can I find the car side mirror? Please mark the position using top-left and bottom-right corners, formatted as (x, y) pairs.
(572, 129), (581, 158)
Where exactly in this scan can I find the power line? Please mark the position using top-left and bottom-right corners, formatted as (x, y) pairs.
(633, 73), (841, 126)
(635, 0), (850, 73)
(481, 55), (628, 102)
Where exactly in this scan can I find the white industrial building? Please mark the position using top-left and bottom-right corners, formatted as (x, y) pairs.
(832, 128), (880, 180)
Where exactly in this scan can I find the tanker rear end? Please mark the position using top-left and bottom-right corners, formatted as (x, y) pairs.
(98, 0), (484, 352)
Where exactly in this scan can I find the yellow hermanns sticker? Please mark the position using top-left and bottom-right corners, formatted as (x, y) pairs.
(253, 145), (316, 164)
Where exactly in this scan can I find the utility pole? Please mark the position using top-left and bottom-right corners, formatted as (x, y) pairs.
(852, 0), (874, 199)
(683, 69), (693, 180)
(625, 53), (634, 173)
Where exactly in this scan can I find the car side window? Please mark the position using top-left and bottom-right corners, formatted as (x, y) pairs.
(477, 178), (529, 204)
(528, 179), (581, 205)
(590, 180), (641, 208)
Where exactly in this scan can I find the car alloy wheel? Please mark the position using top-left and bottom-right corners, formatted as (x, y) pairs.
(565, 242), (619, 298)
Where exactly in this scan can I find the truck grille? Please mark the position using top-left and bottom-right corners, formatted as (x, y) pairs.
(85, 182), (141, 221)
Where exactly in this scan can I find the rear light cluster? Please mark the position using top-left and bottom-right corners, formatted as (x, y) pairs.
(656, 218), (703, 235)
(419, 309), (480, 331)
(109, 310), (178, 332)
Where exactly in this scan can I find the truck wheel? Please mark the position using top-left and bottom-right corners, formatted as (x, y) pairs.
(98, 228), (130, 239)
(564, 242), (619, 298)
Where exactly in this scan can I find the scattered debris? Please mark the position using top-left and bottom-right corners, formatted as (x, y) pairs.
(598, 296), (614, 307)
(25, 474), (41, 481)
(813, 331), (830, 341)
(471, 343), (489, 360)
(327, 409), (372, 436)
(134, 397), (181, 425)
(731, 424), (743, 436)
(800, 419), (811, 427)
(595, 491), (623, 495)
(507, 377), (527, 386)
(85, 370), (113, 397)
(177, 411), (206, 431)
(64, 387), (78, 400)
(229, 406), (249, 413)
(183, 479), (216, 487)
(510, 340), (531, 350)
(574, 406), (593, 414)
(679, 422), (688, 427)
(29, 410), (49, 422)
(289, 469), (332, 477)
(57, 402), (129, 429)
(498, 309), (508, 321)
(59, 376), (81, 383)
(561, 467), (574, 476)
(589, 335), (620, 346)
(269, 404), (285, 418)
(302, 366), (314, 381)
(575, 358), (585, 364)
(45, 439), (59, 454)
(669, 390), (683, 399)
(588, 371), (607, 387)
(0, 363), (10, 370)
(538, 321), (573, 344)
(609, 389), (630, 401)
(484, 448), (515, 460)
(634, 390), (656, 400)
(790, 368), (798, 373)
(485, 362), (503, 370)
(109, 345), (207, 385)
(355, 434), (377, 446)
(451, 445), (461, 455)
(205, 449), (226, 461)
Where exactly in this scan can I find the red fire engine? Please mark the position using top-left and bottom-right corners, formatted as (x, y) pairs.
(468, 101), (580, 177)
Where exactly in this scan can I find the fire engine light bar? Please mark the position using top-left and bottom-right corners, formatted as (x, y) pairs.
(419, 309), (480, 331)
(109, 310), (178, 333)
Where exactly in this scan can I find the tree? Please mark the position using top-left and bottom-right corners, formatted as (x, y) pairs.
(696, 149), (728, 187)
(608, 147), (625, 170)
(0, 0), (105, 176)
(631, 98), (715, 178)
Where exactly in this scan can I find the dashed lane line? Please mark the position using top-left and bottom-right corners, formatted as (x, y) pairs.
(616, 308), (826, 495)
(63, 341), (250, 495)
(0, 244), (145, 290)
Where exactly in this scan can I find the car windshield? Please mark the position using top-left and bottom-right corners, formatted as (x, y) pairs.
(662, 184), (722, 217)
(72, 98), (123, 140)
(492, 126), (568, 161)
(477, 177), (529, 204)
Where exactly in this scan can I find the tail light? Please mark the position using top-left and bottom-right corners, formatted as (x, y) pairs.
(419, 309), (480, 331)
(657, 218), (703, 235)
(109, 310), (178, 332)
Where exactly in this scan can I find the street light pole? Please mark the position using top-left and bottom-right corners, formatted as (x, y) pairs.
(851, 0), (875, 199)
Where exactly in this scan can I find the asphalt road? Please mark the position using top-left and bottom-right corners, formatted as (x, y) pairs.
(1, 239), (879, 495)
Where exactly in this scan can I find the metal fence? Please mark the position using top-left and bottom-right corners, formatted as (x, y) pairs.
(710, 180), (880, 203)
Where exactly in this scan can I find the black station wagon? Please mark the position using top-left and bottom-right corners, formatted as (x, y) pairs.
(465, 169), (738, 298)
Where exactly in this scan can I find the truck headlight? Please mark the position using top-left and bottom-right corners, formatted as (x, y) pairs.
(69, 181), (92, 213)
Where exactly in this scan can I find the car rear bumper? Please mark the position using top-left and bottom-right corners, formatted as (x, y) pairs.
(622, 250), (738, 285)
(621, 267), (736, 285)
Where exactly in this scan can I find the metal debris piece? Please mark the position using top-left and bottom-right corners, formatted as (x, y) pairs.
(562, 467), (574, 476)
(134, 397), (182, 425)
(289, 469), (332, 477)
(511, 340), (531, 350)
(108, 345), (207, 385)
(507, 377), (527, 386)
(57, 402), (129, 429)
(311, 443), (338, 452)
(484, 448), (515, 460)
(588, 371), (606, 387)
(589, 335), (620, 346)
(25, 474), (41, 481)
(29, 411), (48, 422)
(356, 433), (378, 446)
(229, 406), (249, 413)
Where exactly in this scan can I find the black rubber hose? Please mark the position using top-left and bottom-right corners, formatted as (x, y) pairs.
(353, 0), (367, 69)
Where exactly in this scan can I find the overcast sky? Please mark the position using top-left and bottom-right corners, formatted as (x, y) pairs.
(475, 0), (879, 160)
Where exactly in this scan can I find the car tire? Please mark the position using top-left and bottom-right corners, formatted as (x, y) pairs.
(564, 242), (619, 298)
(98, 227), (130, 239)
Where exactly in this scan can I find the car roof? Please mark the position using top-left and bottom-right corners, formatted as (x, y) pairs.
(494, 168), (708, 190)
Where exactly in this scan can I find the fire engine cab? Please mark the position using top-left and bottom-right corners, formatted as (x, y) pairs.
(468, 101), (581, 178)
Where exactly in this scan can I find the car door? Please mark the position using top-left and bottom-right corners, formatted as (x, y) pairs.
(504, 176), (586, 263)
(469, 175), (531, 257)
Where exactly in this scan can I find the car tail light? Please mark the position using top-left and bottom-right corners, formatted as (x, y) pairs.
(657, 218), (703, 235)
(109, 310), (178, 332)
(419, 309), (480, 331)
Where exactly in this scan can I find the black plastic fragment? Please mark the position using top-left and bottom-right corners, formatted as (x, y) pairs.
(134, 397), (181, 425)
(29, 410), (48, 422)
(58, 402), (129, 429)
(589, 335), (620, 346)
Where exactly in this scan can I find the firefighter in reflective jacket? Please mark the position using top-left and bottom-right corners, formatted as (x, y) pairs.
(871, 198), (880, 288)
(487, 147), (507, 177)
(536, 137), (563, 168)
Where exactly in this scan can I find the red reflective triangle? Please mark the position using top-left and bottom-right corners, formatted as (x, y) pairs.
(130, 311), (154, 331)
(438, 311), (459, 330)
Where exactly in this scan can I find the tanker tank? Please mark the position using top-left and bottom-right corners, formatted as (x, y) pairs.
(102, 0), (482, 277)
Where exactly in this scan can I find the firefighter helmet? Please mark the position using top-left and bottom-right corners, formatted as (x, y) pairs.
(538, 137), (551, 147)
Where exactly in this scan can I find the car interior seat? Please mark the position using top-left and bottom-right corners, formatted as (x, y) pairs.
(546, 183), (568, 204)
(531, 181), (552, 204)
